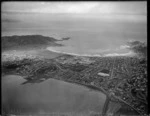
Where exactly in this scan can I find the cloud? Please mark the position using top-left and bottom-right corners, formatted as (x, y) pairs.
(2, 2), (147, 15)
(2, 2), (147, 23)
(2, 2), (99, 14)
(113, 40), (147, 58)
(2, 18), (19, 23)
(119, 45), (130, 49)
(127, 40), (147, 58)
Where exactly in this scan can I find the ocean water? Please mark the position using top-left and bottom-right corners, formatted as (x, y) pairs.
(2, 13), (147, 56)
(2, 75), (106, 114)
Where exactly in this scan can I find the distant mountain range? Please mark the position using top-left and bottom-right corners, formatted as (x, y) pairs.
(2, 35), (66, 51)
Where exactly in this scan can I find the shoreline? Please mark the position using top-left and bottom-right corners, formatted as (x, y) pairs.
(49, 78), (141, 115)
(46, 47), (135, 58)
(2, 72), (142, 115)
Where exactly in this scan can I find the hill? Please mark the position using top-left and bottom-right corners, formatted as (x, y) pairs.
(2, 35), (63, 51)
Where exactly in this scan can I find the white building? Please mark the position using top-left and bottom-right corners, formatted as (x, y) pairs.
(98, 72), (110, 77)
(98, 69), (110, 77)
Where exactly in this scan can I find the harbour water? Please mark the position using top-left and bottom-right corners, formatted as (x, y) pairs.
(2, 75), (106, 115)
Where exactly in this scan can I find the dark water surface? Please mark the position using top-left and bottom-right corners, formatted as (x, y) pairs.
(2, 75), (106, 114)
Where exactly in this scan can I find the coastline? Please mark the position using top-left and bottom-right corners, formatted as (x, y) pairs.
(49, 78), (141, 115)
(46, 47), (135, 58)
(45, 77), (110, 115)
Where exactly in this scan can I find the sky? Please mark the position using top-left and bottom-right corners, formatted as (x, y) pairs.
(2, 1), (147, 15)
